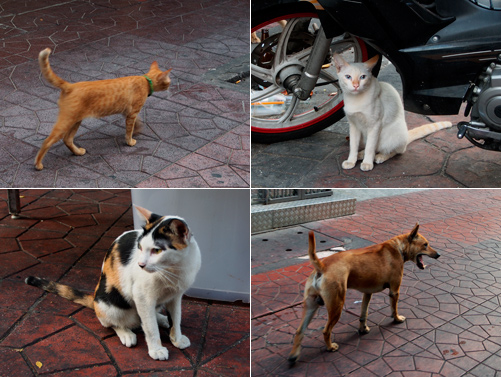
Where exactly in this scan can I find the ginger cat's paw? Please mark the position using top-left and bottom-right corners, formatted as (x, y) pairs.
(149, 346), (169, 360)
(74, 147), (86, 156)
(35, 163), (44, 171)
(171, 334), (190, 349)
(342, 160), (356, 170)
(360, 162), (374, 171)
(126, 138), (137, 147)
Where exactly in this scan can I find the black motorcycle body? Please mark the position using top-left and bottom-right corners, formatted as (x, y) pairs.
(251, 0), (501, 150)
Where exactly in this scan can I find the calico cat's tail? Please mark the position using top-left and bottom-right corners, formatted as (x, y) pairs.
(39, 48), (69, 90)
(407, 121), (452, 144)
(25, 276), (94, 308)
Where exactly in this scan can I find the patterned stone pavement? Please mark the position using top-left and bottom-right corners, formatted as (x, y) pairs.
(0, 189), (249, 376)
(0, 0), (249, 187)
(251, 189), (501, 376)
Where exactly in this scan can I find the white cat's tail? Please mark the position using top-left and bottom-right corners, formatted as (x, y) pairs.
(39, 48), (69, 90)
(407, 121), (452, 144)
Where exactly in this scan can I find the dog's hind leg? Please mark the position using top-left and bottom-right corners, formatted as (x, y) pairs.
(288, 294), (319, 365)
(358, 293), (372, 334)
(322, 288), (345, 352)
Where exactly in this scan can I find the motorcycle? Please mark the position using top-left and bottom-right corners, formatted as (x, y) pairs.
(251, 0), (501, 152)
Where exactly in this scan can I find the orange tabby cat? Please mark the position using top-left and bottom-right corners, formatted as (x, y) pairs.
(35, 48), (172, 170)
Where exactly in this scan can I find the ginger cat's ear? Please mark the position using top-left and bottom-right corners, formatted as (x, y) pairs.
(150, 61), (160, 70)
(159, 69), (172, 82)
(333, 53), (349, 73)
(365, 55), (380, 72)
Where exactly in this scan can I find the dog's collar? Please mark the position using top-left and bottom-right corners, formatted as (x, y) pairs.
(144, 75), (154, 96)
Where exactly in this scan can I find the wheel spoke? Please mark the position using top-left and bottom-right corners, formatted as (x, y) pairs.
(278, 95), (299, 123)
(251, 85), (284, 103)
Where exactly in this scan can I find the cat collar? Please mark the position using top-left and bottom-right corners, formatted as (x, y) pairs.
(143, 75), (154, 96)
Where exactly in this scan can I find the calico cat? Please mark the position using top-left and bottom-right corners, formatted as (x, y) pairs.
(333, 53), (452, 171)
(34, 48), (172, 170)
(26, 206), (201, 361)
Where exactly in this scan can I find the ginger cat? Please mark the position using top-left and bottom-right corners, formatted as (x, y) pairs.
(26, 206), (201, 361)
(333, 53), (452, 171)
(35, 48), (172, 170)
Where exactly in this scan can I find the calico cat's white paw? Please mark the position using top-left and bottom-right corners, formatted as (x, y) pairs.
(360, 162), (374, 171)
(342, 160), (356, 170)
(171, 334), (190, 349)
(149, 346), (169, 360)
(116, 329), (137, 348)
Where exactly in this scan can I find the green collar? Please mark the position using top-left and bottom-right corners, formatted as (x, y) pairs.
(144, 75), (154, 96)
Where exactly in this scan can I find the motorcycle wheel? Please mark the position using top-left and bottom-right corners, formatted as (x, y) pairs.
(251, 8), (379, 143)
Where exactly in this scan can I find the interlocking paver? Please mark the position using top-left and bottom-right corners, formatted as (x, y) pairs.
(0, 189), (249, 376)
(0, 0), (249, 188)
(251, 189), (501, 376)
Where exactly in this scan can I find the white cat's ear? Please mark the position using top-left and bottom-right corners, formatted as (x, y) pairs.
(333, 53), (349, 73)
(365, 55), (380, 72)
(135, 205), (153, 222)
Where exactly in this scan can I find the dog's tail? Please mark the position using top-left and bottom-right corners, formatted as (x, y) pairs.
(407, 121), (452, 144)
(39, 48), (69, 90)
(25, 276), (94, 308)
(308, 231), (324, 274)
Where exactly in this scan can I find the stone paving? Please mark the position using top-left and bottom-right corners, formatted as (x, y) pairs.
(0, 0), (249, 188)
(0, 189), (249, 376)
(251, 189), (501, 376)
(251, 59), (501, 188)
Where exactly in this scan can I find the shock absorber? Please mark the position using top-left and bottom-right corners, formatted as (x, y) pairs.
(292, 27), (333, 100)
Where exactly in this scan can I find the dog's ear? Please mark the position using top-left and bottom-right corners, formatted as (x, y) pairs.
(408, 223), (419, 241)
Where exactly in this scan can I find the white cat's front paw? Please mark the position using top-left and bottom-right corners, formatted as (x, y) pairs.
(342, 160), (356, 170)
(360, 162), (374, 171)
(171, 334), (190, 349)
(149, 346), (169, 360)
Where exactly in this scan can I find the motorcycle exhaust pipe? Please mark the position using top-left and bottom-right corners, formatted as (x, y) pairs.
(292, 27), (333, 101)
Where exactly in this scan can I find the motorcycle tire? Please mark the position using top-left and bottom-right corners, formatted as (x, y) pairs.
(251, 4), (381, 143)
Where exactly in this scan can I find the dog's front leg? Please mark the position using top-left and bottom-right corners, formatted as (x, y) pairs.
(358, 293), (372, 334)
(288, 295), (319, 365)
(389, 289), (406, 323)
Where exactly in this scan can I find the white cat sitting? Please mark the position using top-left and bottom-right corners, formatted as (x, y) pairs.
(333, 53), (452, 171)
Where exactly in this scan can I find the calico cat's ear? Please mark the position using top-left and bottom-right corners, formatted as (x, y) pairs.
(333, 53), (349, 73)
(364, 55), (380, 72)
(170, 219), (189, 241)
(135, 205), (162, 224)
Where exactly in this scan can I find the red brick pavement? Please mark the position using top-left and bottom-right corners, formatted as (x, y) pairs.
(251, 189), (501, 376)
(0, 189), (249, 376)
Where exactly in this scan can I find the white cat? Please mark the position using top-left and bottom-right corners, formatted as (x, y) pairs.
(333, 53), (452, 171)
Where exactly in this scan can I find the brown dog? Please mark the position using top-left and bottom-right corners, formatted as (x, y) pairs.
(288, 224), (440, 365)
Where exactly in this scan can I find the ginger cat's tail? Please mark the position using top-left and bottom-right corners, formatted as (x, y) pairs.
(26, 276), (94, 308)
(39, 48), (69, 90)
(407, 121), (452, 144)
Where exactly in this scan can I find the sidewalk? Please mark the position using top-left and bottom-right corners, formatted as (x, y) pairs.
(0, 0), (249, 188)
(251, 189), (501, 376)
(251, 60), (501, 188)
(0, 190), (249, 376)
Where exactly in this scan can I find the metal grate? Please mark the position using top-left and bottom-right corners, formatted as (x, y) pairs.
(264, 189), (332, 204)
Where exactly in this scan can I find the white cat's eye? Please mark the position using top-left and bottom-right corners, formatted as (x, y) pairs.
(360, 75), (367, 80)
(345, 74), (352, 80)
